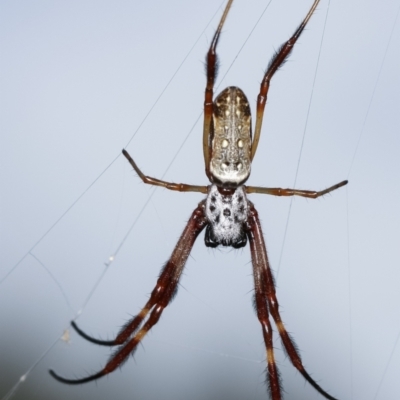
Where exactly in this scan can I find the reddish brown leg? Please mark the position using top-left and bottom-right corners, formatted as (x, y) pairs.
(251, 0), (321, 160)
(71, 287), (164, 347)
(246, 204), (339, 400)
(250, 236), (282, 398)
(202, 0), (234, 179)
(50, 202), (208, 384)
(73, 149), (209, 346)
(246, 180), (348, 198)
(123, 149), (208, 194)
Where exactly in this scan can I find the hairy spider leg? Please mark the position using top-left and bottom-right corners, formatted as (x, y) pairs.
(247, 206), (282, 399)
(247, 205), (338, 400)
(69, 149), (209, 347)
(49, 203), (207, 384)
(202, 0), (234, 179)
(201, 0), (322, 174)
(252, 0), (321, 160)
(246, 180), (348, 197)
(122, 149), (208, 194)
(71, 285), (164, 347)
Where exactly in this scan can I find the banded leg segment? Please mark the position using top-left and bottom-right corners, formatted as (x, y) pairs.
(246, 180), (348, 198)
(123, 149), (208, 194)
(246, 204), (338, 400)
(249, 232), (282, 399)
(251, 0), (321, 160)
(50, 202), (208, 384)
(202, 0), (234, 178)
(71, 286), (164, 347)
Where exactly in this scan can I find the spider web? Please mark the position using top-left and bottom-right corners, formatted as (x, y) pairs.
(1, 1), (400, 400)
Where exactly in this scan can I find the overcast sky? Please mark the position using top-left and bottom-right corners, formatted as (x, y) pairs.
(1, 0), (400, 399)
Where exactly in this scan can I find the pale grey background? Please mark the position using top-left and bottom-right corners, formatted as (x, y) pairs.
(1, 0), (399, 399)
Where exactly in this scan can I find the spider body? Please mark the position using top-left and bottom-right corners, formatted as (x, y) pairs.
(50, 0), (348, 398)
(204, 185), (249, 248)
(210, 87), (252, 186)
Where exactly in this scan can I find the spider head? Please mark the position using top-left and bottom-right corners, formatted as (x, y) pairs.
(210, 87), (252, 187)
(204, 185), (248, 249)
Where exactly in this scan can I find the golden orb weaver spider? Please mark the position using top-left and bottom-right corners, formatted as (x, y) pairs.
(50, 0), (347, 398)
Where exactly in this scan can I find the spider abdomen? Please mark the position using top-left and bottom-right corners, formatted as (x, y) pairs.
(204, 184), (248, 248)
(210, 87), (252, 187)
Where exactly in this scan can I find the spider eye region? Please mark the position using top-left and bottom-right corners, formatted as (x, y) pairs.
(211, 87), (252, 186)
(204, 185), (248, 248)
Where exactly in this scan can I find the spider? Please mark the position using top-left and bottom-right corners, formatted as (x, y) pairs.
(50, 0), (347, 398)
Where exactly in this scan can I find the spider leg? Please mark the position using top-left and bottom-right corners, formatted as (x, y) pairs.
(246, 204), (339, 400)
(249, 232), (282, 398)
(122, 149), (208, 193)
(202, 0), (234, 179)
(71, 293), (156, 346)
(72, 227), (203, 347)
(70, 321), (117, 346)
(246, 180), (348, 198)
(50, 202), (208, 384)
(251, 0), (321, 161)
(72, 259), (186, 347)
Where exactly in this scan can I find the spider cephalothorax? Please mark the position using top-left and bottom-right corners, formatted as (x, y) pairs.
(204, 184), (249, 248)
(50, 0), (347, 399)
